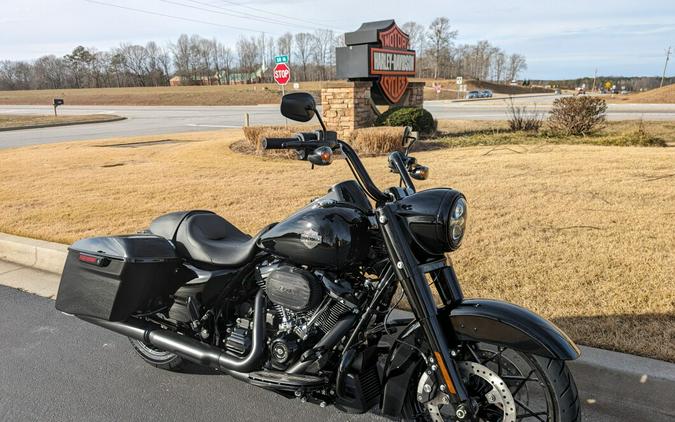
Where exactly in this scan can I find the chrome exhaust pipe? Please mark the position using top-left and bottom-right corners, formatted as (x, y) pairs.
(78, 290), (266, 373)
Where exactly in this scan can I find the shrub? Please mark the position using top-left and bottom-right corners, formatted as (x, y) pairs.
(375, 107), (436, 134)
(241, 125), (310, 158)
(241, 125), (405, 158)
(506, 98), (543, 132)
(349, 127), (405, 155)
(242, 125), (308, 150)
(548, 96), (607, 136)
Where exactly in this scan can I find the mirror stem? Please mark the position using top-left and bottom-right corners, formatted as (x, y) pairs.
(313, 107), (327, 133)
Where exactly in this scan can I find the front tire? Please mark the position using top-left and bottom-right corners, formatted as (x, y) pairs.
(402, 343), (581, 421)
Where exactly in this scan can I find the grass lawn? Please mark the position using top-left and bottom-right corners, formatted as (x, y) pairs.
(0, 81), (347, 106)
(0, 114), (123, 130)
(0, 129), (673, 362)
(0, 79), (552, 106)
(435, 120), (674, 147)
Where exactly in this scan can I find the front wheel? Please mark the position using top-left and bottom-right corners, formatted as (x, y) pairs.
(402, 342), (581, 421)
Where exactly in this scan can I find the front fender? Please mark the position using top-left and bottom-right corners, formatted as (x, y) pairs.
(448, 299), (580, 360)
(379, 299), (579, 418)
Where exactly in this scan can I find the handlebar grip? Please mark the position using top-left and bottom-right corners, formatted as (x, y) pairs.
(261, 137), (298, 149)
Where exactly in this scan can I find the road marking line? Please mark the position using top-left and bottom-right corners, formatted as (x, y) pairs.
(187, 124), (241, 128)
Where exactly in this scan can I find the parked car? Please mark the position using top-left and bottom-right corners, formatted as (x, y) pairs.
(466, 90), (481, 99)
(480, 89), (493, 98)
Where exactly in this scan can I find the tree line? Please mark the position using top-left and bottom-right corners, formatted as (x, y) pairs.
(0, 17), (528, 91)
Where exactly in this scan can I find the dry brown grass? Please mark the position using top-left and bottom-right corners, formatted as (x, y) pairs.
(0, 130), (673, 361)
(347, 127), (405, 155)
(0, 79), (551, 106)
(242, 125), (405, 156)
(0, 82), (330, 106)
(0, 114), (122, 129)
(609, 83), (675, 104)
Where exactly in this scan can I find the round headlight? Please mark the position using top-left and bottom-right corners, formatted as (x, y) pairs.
(448, 197), (467, 250)
(396, 189), (467, 255)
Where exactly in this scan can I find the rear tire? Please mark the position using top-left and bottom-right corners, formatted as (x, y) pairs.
(128, 338), (189, 371)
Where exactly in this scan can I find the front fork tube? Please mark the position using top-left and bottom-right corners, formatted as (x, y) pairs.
(376, 205), (474, 417)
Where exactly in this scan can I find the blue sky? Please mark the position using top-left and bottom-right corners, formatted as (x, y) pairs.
(2, 0), (674, 79)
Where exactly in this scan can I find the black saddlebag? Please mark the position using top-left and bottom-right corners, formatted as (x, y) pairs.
(55, 235), (184, 321)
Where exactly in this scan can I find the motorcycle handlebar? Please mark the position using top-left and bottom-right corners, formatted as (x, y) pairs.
(261, 137), (300, 149)
(261, 133), (393, 203)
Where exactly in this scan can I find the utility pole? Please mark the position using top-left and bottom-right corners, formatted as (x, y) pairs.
(592, 68), (598, 92)
(661, 46), (672, 88)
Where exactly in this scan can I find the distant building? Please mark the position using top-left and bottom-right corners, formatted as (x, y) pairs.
(169, 75), (219, 86)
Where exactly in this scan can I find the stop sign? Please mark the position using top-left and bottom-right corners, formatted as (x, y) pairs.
(273, 63), (291, 86)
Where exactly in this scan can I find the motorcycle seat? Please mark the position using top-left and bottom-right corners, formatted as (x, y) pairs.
(150, 211), (265, 267)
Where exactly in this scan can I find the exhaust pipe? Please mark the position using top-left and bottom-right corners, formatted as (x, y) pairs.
(78, 290), (266, 373)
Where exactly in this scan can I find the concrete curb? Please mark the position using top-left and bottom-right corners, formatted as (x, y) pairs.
(0, 116), (126, 132)
(0, 233), (67, 274)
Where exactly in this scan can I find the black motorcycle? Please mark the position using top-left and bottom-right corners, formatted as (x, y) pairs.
(56, 92), (581, 421)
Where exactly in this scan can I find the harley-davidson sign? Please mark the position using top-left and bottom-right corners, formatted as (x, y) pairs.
(336, 20), (417, 104)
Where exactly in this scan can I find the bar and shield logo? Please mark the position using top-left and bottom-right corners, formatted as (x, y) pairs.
(370, 25), (416, 103)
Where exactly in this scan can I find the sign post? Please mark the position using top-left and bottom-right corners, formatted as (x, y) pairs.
(273, 57), (291, 97)
(456, 77), (463, 99)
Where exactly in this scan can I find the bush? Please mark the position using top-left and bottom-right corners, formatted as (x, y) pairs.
(375, 107), (436, 134)
(349, 127), (405, 155)
(507, 99), (543, 132)
(241, 125), (405, 157)
(241, 125), (310, 158)
(548, 96), (607, 136)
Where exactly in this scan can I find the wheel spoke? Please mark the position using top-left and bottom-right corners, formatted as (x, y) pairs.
(512, 369), (536, 396)
(501, 375), (540, 382)
(514, 397), (547, 421)
(466, 344), (482, 363)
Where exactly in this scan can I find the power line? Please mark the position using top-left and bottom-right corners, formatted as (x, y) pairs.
(214, 0), (345, 31)
(82, 0), (272, 34)
(160, 0), (321, 32)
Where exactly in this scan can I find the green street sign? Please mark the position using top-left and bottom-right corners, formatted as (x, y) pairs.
(275, 55), (289, 64)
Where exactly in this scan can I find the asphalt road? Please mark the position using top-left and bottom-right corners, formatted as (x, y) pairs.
(0, 281), (672, 422)
(2, 96), (675, 148)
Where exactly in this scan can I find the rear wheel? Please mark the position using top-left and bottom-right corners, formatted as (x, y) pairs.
(402, 342), (581, 421)
(128, 338), (189, 371)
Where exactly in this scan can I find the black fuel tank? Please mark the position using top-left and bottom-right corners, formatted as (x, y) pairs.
(258, 205), (370, 270)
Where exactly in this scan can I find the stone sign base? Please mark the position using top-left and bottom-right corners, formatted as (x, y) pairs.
(321, 81), (424, 137)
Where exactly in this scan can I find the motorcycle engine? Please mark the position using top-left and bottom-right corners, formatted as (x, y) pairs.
(263, 265), (324, 312)
(255, 261), (357, 368)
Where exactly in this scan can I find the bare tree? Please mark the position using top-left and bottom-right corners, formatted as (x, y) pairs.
(172, 34), (192, 79)
(236, 36), (259, 81)
(117, 43), (150, 86)
(312, 29), (334, 81)
(294, 32), (314, 81)
(426, 17), (457, 79)
(212, 41), (234, 85)
(401, 21), (426, 53)
(492, 50), (506, 82)
(276, 32), (293, 61)
(507, 53), (527, 82)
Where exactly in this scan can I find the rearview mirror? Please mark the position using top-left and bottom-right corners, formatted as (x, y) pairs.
(402, 126), (418, 153)
(281, 92), (316, 122)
